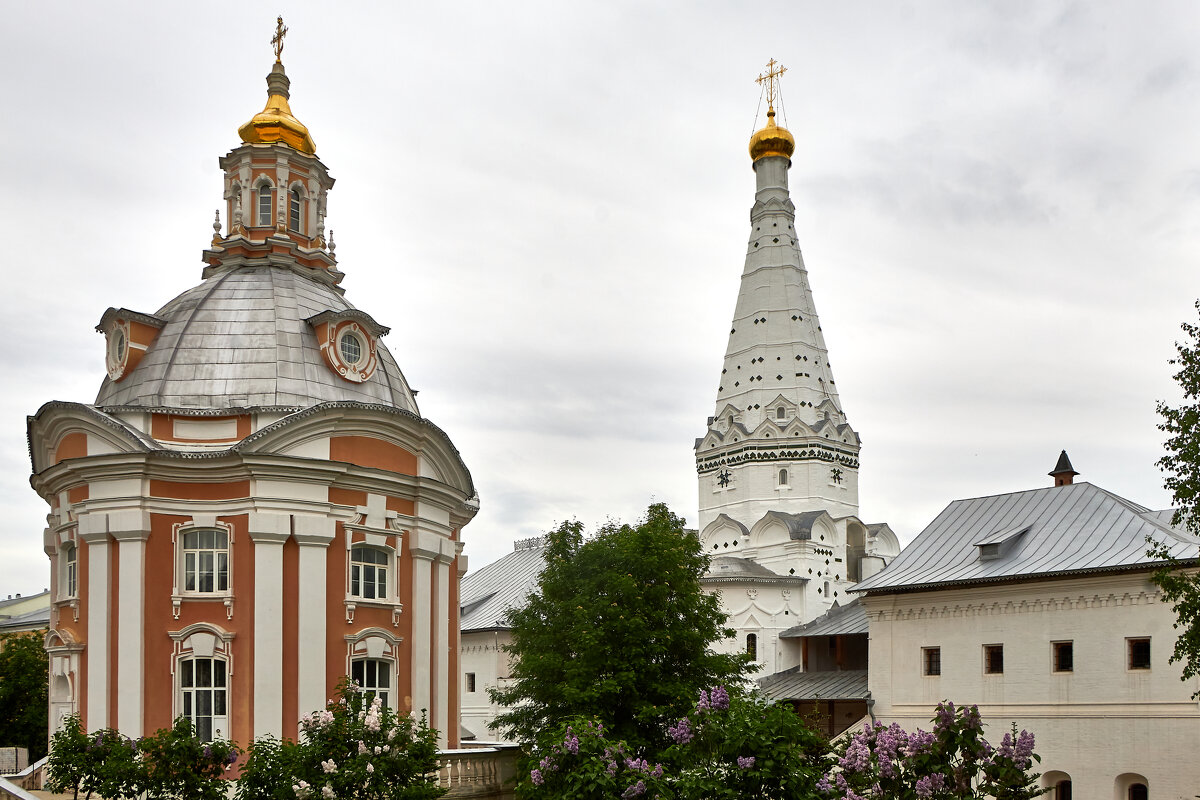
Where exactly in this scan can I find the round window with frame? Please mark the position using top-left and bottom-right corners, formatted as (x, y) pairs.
(105, 321), (130, 380)
(328, 321), (378, 383)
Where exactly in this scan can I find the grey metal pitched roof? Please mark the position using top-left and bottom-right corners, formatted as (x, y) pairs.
(95, 266), (417, 413)
(758, 669), (869, 702)
(780, 598), (867, 638)
(703, 556), (807, 584)
(852, 482), (1200, 594)
(0, 605), (50, 632)
(460, 538), (548, 632)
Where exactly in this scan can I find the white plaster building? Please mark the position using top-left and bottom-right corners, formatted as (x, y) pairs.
(458, 538), (548, 743)
(29, 34), (478, 749)
(854, 457), (1200, 799)
(696, 65), (899, 679)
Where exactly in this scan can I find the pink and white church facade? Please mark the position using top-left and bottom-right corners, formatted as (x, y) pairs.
(29, 35), (478, 749)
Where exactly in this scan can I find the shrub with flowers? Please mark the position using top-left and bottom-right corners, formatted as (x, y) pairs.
(818, 701), (1045, 800)
(661, 686), (826, 800)
(236, 679), (443, 800)
(516, 718), (670, 800)
(45, 715), (239, 800)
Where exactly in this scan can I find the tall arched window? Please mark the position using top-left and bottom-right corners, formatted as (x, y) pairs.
(746, 633), (757, 661)
(289, 188), (303, 233)
(257, 183), (273, 226)
(351, 658), (392, 709)
(1055, 780), (1072, 800)
(778, 468), (788, 486)
(1128, 784), (1147, 800)
(180, 656), (227, 741)
(776, 407), (785, 419)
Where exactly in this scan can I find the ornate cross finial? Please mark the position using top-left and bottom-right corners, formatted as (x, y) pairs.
(271, 16), (288, 63)
(755, 58), (787, 111)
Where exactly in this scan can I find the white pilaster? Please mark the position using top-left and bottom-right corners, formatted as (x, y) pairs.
(433, 539), (455, 749)
(294, 516), (333, 718)
(79, 515), (110, 732)
(250, 512), (290, 739)
(111, 513), (149, 738)
(409, 530), (438, 726)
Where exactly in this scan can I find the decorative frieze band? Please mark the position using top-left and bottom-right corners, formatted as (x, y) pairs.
(865, 589), (1163, 622)
(697, 441), (859, 475)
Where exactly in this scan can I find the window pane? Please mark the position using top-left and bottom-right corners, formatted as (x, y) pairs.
(183, 693), (192, 716)
(366, 660), (377, 685)
(352, 660), (364, 685)
(214, 689), (226, 716)
(183, 531), (198, 549)
(363, 565), (376, 599)
(197, 690), (212, 716)
(378, 667), (389, 689)
(214, 530), (228, 549)
(351, 564), (361, 597)
(185, 553), (196, 591)
(197, 658), (212, 687)
(200, 530), (214, 549)
(197, 716), (212, 742)
(181, 660), (193, 688)
(376, 568), (386, 599)
(217, 552), (228, 592)
(214, 660), (226, 688)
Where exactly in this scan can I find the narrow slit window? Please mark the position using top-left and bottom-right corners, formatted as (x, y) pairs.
(778, 468), (788, 486)
(923, 646), (941, 676)
(258, 184), (273, 226)
(746, 633), (757, 661)
(289, 188), (302, 233)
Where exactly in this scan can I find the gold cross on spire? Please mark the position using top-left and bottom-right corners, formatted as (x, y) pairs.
(271, 16), (288, 63)
(755, 58), (787, 111)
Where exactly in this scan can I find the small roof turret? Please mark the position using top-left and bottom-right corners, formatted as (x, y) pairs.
(1049, 449), (1080, 486)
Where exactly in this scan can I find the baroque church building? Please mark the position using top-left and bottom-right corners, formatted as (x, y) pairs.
(28, 29), (477, 749)
(696, 63), (900, 678)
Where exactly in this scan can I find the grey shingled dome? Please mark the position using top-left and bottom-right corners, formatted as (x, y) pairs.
(95, 267), (417, 412)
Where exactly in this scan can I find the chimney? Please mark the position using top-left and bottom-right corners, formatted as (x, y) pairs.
(1049, 450), (1079, 487)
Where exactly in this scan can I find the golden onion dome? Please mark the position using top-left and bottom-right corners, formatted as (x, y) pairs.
(238, 63), (316, 155)
(748, 109), (795, 162)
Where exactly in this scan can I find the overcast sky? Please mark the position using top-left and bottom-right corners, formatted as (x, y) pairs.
(2, 1), (1198, 595)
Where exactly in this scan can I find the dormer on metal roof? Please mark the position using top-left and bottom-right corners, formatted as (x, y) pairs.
(973, 524), (1031, 561)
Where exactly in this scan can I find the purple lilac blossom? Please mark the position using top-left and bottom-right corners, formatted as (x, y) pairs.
(697, 689), (711, 713)
(736, 756), (755, 769)
(530, 769), (544, 786)
(667, 717), (693, 745)
(915, 772), (946, 798)
(710, 686), (730, 711)
(839, 737), (871, 773)
(621, 780), (647, 798)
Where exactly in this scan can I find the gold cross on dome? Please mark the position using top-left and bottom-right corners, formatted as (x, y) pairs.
(755, 58), (787, 109)
(271, 16), (288, 63)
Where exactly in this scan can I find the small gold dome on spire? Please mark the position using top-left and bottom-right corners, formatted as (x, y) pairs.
(749, 58), (794, 162)
(237, 18), (316, 154)
(749, 109), (795, 162)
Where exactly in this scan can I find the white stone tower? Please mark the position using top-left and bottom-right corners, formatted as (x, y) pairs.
(696, 61), (898, 677)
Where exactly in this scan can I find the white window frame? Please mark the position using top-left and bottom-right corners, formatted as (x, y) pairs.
(171, 521), (235, 620)
(62, 543), (78, 600)
(350, 545), (389, 601)
(351, 657), (394, 709)
(256, 180), (274, 226)
(179, 655), (229, 741)
(343, 530), (403, 626)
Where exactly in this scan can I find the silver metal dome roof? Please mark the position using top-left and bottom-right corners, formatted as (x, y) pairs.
(95, 266), (417, 413)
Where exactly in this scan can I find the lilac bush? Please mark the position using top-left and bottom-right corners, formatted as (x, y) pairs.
(516, 718), (669, 800)
(818, 701), (1044, 800)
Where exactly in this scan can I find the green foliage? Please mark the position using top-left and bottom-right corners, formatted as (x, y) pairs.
(490, 503), (747, 753)
(0, 630), (49, 760)
(820, 701), (1045, 800)
(236, 679), (444, 800)
(516, 718), (669, 800)
(662, 688), (826, 800)
(45, 715), (236, 800)
(139, 717), (240, 800)
(1154, 299), (1200, 698)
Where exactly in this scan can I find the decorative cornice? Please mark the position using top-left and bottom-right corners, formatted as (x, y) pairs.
(697, 439), (859, 475)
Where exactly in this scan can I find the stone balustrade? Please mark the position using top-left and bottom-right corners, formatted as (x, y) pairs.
(437, 743), (520, 799)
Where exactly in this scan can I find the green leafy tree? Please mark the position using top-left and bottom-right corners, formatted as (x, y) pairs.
(490, 503), (748, 753)
(0, 630), (49, 760)
(1154, 300), (1200, 699)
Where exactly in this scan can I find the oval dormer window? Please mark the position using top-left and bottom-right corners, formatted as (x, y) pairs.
(339, 331), (364, 366)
